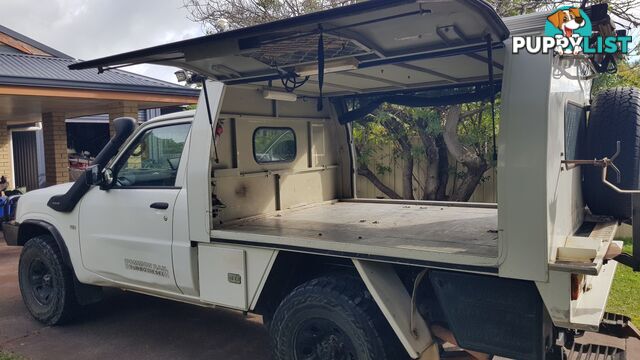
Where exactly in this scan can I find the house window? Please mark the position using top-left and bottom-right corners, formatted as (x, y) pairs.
(253, 127), (296, 164)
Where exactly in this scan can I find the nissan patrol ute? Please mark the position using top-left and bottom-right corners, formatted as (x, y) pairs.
(4, 1), (640, 359)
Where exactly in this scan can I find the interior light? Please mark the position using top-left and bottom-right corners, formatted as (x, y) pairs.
(295, 58), (359, 77)
(263, 90), (298, 102)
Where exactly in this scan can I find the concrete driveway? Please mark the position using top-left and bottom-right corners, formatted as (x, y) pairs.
(0, 236), (270, 360)
(1, 235), (639, 360)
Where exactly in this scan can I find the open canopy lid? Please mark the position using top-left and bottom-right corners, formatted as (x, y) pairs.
(70, 0), (509, 97)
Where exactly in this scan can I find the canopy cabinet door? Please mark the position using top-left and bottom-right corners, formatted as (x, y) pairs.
(70, 0), (509, 97)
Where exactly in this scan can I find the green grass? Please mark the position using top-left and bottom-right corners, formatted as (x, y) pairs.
(0, 351), (22, 360)
(606, 237), (640, 324)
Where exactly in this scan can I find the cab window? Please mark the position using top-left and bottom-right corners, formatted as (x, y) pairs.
(253, 127), (296, 164)
(115, 123), (191, 187)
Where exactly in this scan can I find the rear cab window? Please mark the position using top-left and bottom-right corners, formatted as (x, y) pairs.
(253, 127), (296, 164)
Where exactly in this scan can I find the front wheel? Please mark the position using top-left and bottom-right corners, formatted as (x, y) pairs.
(269, 275), (407, 360)
(18, 235), (78, 325)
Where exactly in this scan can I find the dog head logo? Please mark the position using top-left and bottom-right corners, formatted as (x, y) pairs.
(544, 7), (592, 38)
(547, 8), (585, 37)
(513, 6), (630, 55)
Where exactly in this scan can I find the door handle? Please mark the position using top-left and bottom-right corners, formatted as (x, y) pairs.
(150, 202), (169, 210)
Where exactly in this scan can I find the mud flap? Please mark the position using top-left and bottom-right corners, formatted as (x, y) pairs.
(429, 270), (549, 360)
(73, 277), (103, 306)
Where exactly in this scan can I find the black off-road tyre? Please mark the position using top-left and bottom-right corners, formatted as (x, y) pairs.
(584, 87), (640, 219)
(18, 235), (78, 325)
(269, 275), (408, 360)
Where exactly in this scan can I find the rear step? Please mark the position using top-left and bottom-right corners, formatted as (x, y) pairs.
(599, 312), (640, 340)
(564, 312), (640, 360)
(566, 342), (625, 360)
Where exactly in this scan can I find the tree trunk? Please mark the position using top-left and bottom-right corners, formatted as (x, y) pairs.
(357, 166), (402, 199)
(443, 105), (489, 202)
(435, 134), (449, 200)
(448, 167), (485, 202)
(383, 117), (415, 200)
(402, 153), (415, 200)
(422, 156), (439, 200)
(444, 106), (482, 168)
(354, 146), (402, 199)
(417, 127), (439, 200)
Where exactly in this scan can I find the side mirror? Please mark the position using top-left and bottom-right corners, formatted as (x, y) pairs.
(84, 165), (102, 186)
(84, 166), (114, 189)
(100, 168), (114, 190)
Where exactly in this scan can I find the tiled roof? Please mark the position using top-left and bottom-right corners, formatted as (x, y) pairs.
(0, 52), (199, 97)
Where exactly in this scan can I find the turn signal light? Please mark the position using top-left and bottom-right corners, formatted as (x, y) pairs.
(571, 273), (585, 301)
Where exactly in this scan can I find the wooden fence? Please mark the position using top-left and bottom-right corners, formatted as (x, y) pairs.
(355, 142), (497, 203)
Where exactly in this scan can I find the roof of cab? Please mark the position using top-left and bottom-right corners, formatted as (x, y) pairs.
(70, 0), (509, 97)
(146, 110), (196, 124)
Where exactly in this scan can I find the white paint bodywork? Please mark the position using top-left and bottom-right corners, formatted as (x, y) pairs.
(11, 11), (623, 355)
(198, 244), (277, 311)
(15, 183), (100, 286)
(188, 82), (225, 243)
(79, 187), (181, 292)
(537, 242), (621, 331)
(497, 39), (554, 282)
(498, 44), (590, 283)
(77, 114), (194, 293)
(15, 56), (617, 335)
(495, 25), (615, 332)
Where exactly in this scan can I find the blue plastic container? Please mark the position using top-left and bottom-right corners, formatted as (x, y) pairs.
(0, 196), (7, 221)
(6, 195), (19, 220)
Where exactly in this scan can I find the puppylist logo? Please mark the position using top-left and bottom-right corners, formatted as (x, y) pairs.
(512, 6), (632, 55)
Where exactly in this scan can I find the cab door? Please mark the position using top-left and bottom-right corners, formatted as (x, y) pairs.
(78, 121), (191, 292)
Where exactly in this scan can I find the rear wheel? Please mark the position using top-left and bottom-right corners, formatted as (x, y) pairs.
(18, 235), (78, 325)
(269, 275), (407, 360)
(584, 87), (640, 219)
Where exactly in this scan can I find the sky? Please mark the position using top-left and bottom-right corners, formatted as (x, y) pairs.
(0, 0), (206, 83)
(0, 0), (638, 83)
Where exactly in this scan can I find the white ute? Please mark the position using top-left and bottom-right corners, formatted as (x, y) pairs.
(4, 1), (640, 358)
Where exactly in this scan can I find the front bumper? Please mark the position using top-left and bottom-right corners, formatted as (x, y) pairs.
(1, 221), (19, 246)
